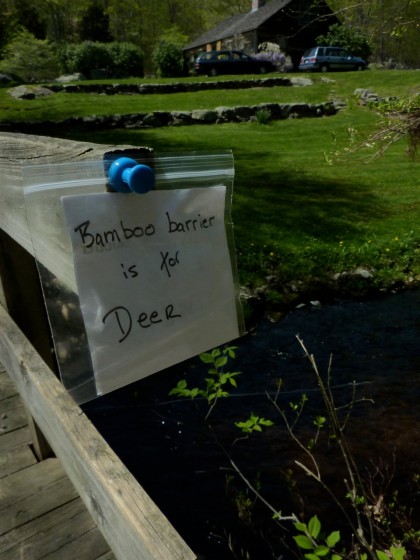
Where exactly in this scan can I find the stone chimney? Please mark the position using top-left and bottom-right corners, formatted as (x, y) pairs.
(252, 0), (266, 10)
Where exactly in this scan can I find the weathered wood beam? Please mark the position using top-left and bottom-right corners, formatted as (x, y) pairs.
(0, 304), (196, 560)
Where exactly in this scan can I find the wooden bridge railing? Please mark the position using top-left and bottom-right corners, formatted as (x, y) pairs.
(0, 132), (197, 560)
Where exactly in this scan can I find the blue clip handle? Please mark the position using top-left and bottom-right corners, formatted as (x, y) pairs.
(108, 157), (155, 194)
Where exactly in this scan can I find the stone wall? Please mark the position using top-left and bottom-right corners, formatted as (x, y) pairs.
(48, 76), (294, 95)
(1, 101), (339, 133)
(2, 76), (343, 132)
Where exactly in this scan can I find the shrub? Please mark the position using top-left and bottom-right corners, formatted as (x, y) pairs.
(106, 42), (144, 78)
(60, 42), (111, 77)
(59, 41), (144, 79)
(152, 41), (185, 78)
(316, 24), (373, 60)
(255, 41), (286, 71)
(0, 29), (60, 82)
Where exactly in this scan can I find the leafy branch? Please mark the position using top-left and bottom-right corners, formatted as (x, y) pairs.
(169, 345), (240, 419)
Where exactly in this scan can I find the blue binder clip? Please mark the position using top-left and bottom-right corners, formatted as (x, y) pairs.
(108, 157), (155, 194)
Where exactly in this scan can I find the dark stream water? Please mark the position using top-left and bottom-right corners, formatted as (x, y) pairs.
(83, 289), (420, 559)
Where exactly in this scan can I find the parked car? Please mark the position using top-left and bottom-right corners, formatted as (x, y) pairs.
(194, 50), (276, 77)
(299, 46), (367, 72)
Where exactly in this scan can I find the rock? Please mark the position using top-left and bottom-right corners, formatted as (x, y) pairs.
(215, 106), (238, 122)
(191, 109), (218, 123)
(231, 106), (255, 120)
(55, 73), (86, 82)
(290, 77), (313, 87)
(8, 85), (54, 100)
(142, 111), (172, 127)
(170, 111), (193, 126)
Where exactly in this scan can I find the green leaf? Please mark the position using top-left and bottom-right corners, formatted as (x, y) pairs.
(314, 545), (330, 556)
(304, 554), (320, 560)
(169, 379), (189, 396)
(260, 418), (274, 426)
(390, 546), (406, 560)
(293, 535), (313, 550)
(199, 352), (213, 363)
(294, 521), (308, 533)
(331, 555), (342, 560)
(376, 552), (390, 560)
(215, 355), (228, 368)
(326, 530), (340, 548)
(313, 416), (327, 428)
(226, 347), (237, 358)
(308, 515), (321, 539)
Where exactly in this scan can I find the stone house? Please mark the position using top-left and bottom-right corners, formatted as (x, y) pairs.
(183, 0), (338, 69)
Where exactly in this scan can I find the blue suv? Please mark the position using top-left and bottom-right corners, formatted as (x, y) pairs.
(299, 46), (367, 72)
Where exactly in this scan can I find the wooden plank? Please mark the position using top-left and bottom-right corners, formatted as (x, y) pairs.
(0, 394), (27, 432)
(0, 425), (31, 453)
(0, 445), (37, 479)
(0, 370), (17, 400)
(98, 553), (117, 560)
(0, 458), (79, 535)
(0, 305), (197, 560)
(0, 497), (113, 560)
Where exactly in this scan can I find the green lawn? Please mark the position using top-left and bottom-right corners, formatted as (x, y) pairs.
(1, 70), (418, 299)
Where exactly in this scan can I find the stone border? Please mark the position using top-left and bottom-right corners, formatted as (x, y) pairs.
(1, 101), (340, 133)
(47, 77), (294, 95)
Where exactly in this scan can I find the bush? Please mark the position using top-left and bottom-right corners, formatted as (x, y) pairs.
(255, 42), (286, 71)
(317, 24), (373, 60)
(152, 42), (185, 78)
(106, 42), (144, 78)
(59, 41), (144, 79)
(0, 29), (60, 82)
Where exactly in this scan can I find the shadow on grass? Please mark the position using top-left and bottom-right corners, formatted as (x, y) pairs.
(60, 128), (389, 248)
(232, 160), (388, 246)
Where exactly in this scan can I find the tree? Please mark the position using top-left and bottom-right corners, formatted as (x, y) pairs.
(0, 28), (60, 81)
(316, 23), (373, 60)
(79, 0), (112, 42)
(31, 0), (83, 43)
(153, 42), (185, 77)
(327, 0), (420, 66)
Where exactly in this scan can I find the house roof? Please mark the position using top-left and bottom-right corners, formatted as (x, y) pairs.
(184, 0), (292, 50)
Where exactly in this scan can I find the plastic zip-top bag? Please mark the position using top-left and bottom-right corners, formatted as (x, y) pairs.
(23, 151), (245, 404)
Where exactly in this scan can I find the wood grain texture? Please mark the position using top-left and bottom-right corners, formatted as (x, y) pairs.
(0, 132), (152, 253)
(0, 132), (196, 560)
(0, 304), (196, 560)
(0, 132), (152, 292)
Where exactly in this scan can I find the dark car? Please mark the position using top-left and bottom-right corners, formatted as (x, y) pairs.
(194, 50), (276, 77)
(299, 46), (367, 72)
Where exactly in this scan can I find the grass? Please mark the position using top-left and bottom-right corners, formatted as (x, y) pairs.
(1, 70), (418, 300)
(1, 70), (419, 121)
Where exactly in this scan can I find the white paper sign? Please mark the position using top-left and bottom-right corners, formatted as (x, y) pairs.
(62, 186), (241, 396)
